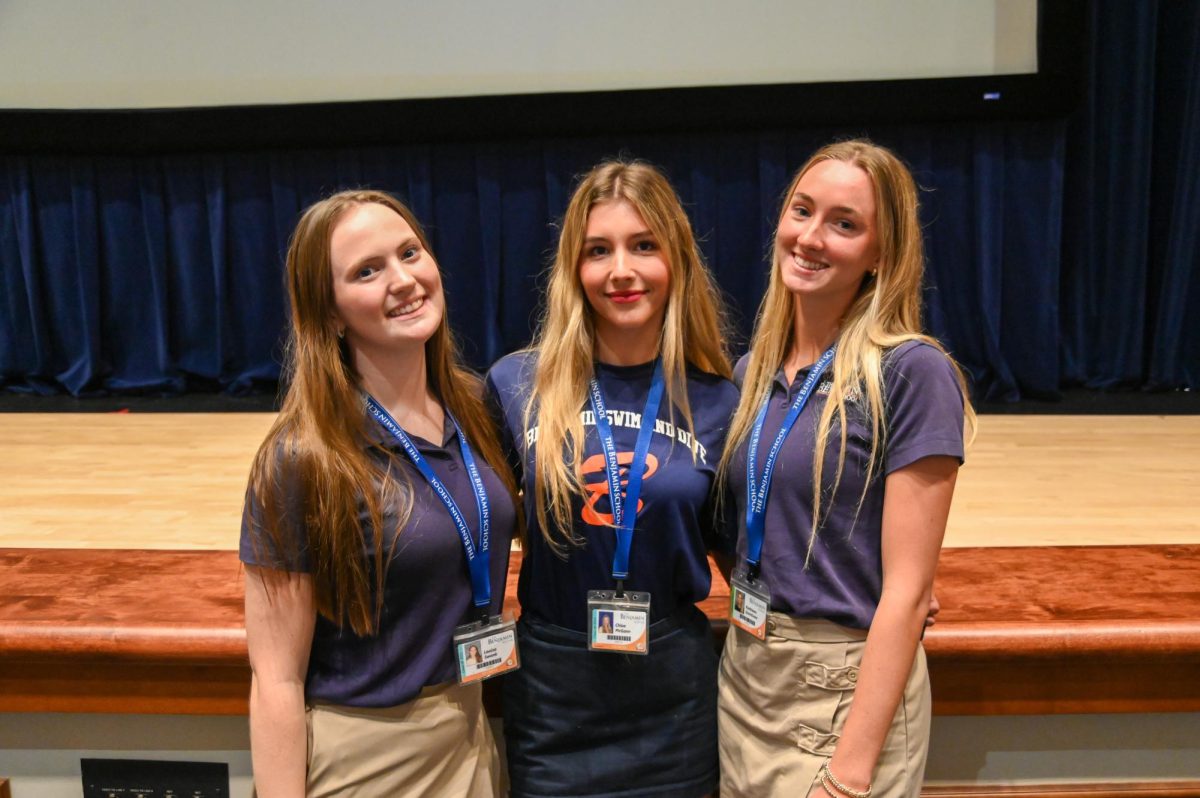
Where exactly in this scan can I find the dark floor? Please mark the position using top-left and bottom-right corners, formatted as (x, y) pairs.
(0, 390), (280, 413)
(0, 386), (1196, 415)
(974, 387), (1198, 415)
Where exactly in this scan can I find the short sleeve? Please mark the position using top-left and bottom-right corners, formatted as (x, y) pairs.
(484, 368), (524, 482)
(239, 441), (312, 572)
(485, 351), (541, 480)
(883, 342), (966, 474)
(732, 353), (750, 388)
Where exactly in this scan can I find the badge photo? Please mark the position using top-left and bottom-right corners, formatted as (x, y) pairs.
(453, 613), (520, 683)
(729, 569), (770, 640)
(587, 589), (651, 655)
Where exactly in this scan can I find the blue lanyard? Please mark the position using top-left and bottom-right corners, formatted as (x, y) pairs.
(365, 395), (493, 621)
(587, 359), (666, 586)
(744, 346), (836, 579)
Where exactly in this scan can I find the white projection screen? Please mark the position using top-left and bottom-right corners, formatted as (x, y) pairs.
(0, 0), (1037, 110)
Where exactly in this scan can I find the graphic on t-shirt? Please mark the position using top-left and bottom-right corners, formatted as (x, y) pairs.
(524, 411), (709, 463)
(579, 451), (659, 526)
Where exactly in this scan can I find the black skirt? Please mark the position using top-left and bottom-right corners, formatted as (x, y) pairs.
(501, 604), (719, 798)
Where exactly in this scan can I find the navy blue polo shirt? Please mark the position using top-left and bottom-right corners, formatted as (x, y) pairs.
(485, 351), (739, 631)
(239, 412), (516, 708)
(729, 340), (965, 630)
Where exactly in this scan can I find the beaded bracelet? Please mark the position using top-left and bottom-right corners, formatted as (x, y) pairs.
(818, 776), (842, 798)
(820, 761), (872, 798)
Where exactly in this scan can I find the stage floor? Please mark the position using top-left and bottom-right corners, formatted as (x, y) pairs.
(1, 413), (1197, 550)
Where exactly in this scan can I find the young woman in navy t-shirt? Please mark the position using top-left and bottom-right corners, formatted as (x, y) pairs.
(241, 190), (518, 797)
(487, 160), (738, 798)
(717, 140), (976, 798)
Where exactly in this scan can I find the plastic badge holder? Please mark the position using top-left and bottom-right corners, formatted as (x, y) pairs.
(586, 589), (651, 655)
(453, 611), (520, 683)
(729, 568), (771, 640)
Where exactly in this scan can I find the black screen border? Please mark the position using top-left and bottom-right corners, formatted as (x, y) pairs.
(0, 1), (1085, 154)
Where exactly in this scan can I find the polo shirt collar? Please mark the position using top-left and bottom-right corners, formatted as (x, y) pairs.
(773, 365), (815, 391)
(363, 408), (457, 451)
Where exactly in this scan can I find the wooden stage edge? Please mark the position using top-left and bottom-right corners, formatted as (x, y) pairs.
(2, 544), (1198, 717)
(922, 782), (1200, 798)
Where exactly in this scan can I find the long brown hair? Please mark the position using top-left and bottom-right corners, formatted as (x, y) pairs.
(526, 159), (731, 552)
(247, 190), (518, 634)
(720, 140), (975, 563)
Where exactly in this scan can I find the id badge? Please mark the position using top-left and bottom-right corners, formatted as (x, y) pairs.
(453, 612), (520, 684)
(729, 568), (771, 640)
(586, 590), (651, 655)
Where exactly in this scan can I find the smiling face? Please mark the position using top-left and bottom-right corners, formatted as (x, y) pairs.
(776, 159), (880, 313)
(329, 202), (444, 359)
(578, 199), (671, 359)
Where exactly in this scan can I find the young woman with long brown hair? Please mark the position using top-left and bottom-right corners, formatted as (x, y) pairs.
(241, 190), (519, 797)
(717, 140), (975, 798)
(486, 160), (738, 798)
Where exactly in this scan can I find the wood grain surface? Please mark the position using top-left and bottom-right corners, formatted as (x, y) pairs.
(922, 781), (1200, 798)
(929, 545), (1200, 658)
(947, 415), (1200, 547)
(0, 548), (245, 663)
(2, 413), (1197, 550)
(0, 412), (273, 549)
(2, 545), (1197, 715)
(2, 411), (1196, 715)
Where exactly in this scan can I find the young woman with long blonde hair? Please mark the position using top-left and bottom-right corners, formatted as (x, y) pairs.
(486, 160), (737, 798)
(241, 190), (518, 797)
(717, 140), (975, 798)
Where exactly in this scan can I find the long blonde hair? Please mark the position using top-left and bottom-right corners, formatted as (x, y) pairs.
(527, 159), (731, 552)
(720, 140), (976, 563)
(246, 190), (518, 635)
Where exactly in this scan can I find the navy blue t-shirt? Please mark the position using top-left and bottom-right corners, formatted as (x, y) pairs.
(240, 412), (516, 708)
(729, 340), (965, 629)
(485, 351), (739, 631)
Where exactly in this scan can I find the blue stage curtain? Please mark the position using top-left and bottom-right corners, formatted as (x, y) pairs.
(1, 7), (1196, 399)
(0, 125), (1067, 401)
(1146, 1), (1200, 388)
(1060, 0), (1200, 390)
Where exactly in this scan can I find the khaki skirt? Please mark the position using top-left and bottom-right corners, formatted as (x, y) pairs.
(717, 614), (930, 798)
(304, 681), (502, 797)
